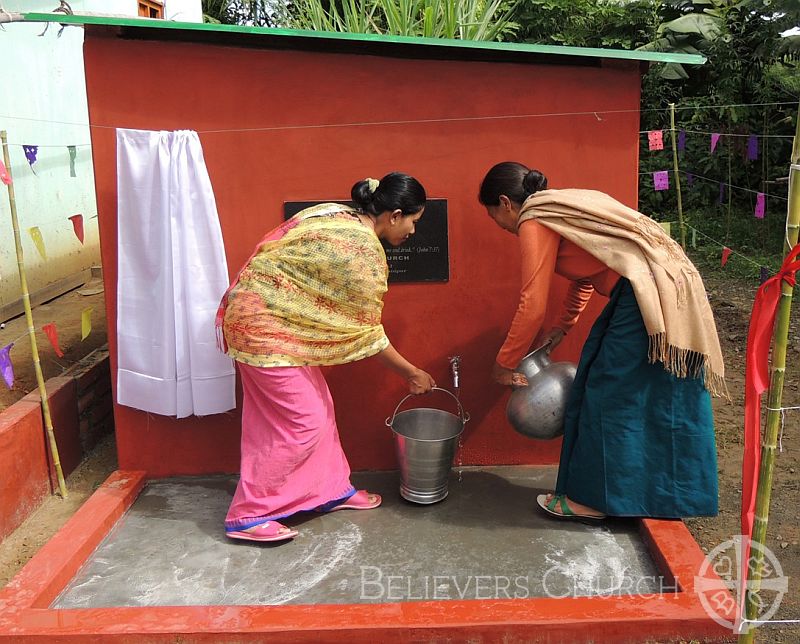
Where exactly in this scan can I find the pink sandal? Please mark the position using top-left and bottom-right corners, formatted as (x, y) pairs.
(226, 520), (299, 542)
(327, 490), (382, 512)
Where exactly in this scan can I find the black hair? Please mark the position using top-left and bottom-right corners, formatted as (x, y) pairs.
(351, 172), (427, 217)
(478, 162), (548, 206)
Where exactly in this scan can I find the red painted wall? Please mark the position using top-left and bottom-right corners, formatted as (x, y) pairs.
(0, 400), (48, 540)
(84, 32), (642, 476)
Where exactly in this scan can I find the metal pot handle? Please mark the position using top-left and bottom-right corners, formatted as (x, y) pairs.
(385, 387), (469, 427)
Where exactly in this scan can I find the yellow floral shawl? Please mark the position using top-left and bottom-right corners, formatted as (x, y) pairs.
(219, 204), (390, 367)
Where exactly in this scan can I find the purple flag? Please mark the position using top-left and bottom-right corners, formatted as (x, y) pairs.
(0, 343), (13, 389)
(653, 171), (669, 191)
(719, 182), (726, 204)
(677, 129), (686, 152)
(23, 145), (38, 165)
(760, 266), (770, 284)
(686, 172), (693, 186)
(747, 135), (759, 161)
(755, 192), (765, 219)
(23, 145), (38, 175)
(711, 133), (721, 153)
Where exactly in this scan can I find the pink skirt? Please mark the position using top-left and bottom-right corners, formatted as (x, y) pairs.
(224, 363), (355, 531)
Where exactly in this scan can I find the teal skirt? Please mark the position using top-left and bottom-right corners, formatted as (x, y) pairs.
(554, 278), (718, 518)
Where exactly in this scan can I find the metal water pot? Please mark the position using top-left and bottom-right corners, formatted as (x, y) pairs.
(506, 345), (577, 440)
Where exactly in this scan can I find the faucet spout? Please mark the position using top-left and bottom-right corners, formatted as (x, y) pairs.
(449, 355), (462, 390)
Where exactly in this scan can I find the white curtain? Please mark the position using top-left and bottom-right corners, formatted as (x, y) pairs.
(116, 129), (235, 418)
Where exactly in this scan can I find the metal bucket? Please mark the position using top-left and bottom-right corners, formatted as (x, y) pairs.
(385, 387), (469, 504)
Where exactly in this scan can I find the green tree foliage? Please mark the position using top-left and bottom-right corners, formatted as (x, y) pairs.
(634, 1), (799, 270)
(514, 0), (660, 49)
(509, 0), (799, 272)
(202, 0), (285, 26)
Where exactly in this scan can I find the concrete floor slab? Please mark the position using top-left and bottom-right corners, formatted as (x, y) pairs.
(54, 466), (664, 608)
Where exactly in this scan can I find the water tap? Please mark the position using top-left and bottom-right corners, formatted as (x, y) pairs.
(449, 355), (462, 391)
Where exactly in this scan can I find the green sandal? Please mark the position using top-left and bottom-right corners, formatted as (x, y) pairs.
(536, 493), (606, 521)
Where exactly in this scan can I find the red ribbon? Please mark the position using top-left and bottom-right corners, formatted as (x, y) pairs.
(740, 242), (800, 613)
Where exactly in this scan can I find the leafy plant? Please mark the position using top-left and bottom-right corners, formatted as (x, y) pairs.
(280, 0), (520, 41)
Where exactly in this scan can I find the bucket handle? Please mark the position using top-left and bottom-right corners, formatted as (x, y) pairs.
(385, 387), (469, 428)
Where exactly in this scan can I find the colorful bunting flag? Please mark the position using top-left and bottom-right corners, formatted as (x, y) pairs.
(721, 247), (732, 267)
(760, 266), (770, 284)
(747, 135), (759, 161)
(659, 221), (672, 237)
(0, 159), (11, 185)
(691, 227), (697, 249)
(653, 171), (669, 191)
(0, 343), (13, 389)
(677, 129), (686, 152)
(648, 130), (664, 151)
(28, 227), (47, 260)
(68, 214), (84, 244)
(686, 172), (693, 187)
(23, 145), (38, 174)
(81, 307), (93, 340)
(42, 323), (65, 358)
(67, 145), (77, 177)
(755, 193), (765, 219)
(711, 133), (721, 153)
(719, 183), (726, 204)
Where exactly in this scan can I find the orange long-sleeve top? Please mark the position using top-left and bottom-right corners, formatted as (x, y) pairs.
(496, 219), (621, 370)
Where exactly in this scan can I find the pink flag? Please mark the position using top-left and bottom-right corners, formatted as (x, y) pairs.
(42, 323), (65, 358)
(711, 133), (721, 153)
(653, 171), (669, 191)
(0, 159), (11, 185)
(647, 130), (664, 151)
(0, 343), (13, 389)
(721, 247), (732, 267)
(754, 193), (765, 219)
(68, 214), (84, 244)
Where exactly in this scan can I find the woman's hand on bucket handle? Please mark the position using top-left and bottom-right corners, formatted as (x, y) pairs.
(373, 344), (435, 393)
(407, 368), (435, 394)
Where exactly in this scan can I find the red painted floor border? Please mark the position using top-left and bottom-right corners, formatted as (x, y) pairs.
(0, 471), (737, 643)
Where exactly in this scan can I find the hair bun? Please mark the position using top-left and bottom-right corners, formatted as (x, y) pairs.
(522, 169), (548, 195)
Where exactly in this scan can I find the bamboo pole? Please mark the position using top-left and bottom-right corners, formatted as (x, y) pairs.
(669, 103), (686, 249)
(738, 102), (800, 642)
(1, 131), (68, 499)
(725, 118), (732, 242)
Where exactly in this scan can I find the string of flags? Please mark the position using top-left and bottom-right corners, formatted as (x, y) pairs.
(644, 127), (784, 160)
(2, 145), (89, 250)
(1, 143), (87, 178)
(0, 138), (99, 390)
(643, 125), (789, 220)
(0, 308), (93, 389)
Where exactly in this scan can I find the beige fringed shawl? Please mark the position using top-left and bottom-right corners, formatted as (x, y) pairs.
(519, 189), (726, 397)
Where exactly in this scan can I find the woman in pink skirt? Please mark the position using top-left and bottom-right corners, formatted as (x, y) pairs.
(216, 173), (435, 542)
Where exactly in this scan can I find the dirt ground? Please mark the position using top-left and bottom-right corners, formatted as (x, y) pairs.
(0, 269), (798, 642)
(0, 281), (117, 591)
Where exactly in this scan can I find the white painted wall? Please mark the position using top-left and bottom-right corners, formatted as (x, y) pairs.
(0, 0), (202, 316)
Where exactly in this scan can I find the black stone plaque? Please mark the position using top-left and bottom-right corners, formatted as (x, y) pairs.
(283, 199), (449, 283)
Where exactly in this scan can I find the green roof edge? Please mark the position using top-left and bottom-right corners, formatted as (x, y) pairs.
(21, 12), (706, 65)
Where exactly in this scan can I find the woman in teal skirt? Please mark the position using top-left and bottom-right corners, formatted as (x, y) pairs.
(479, 162), (723, 520)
